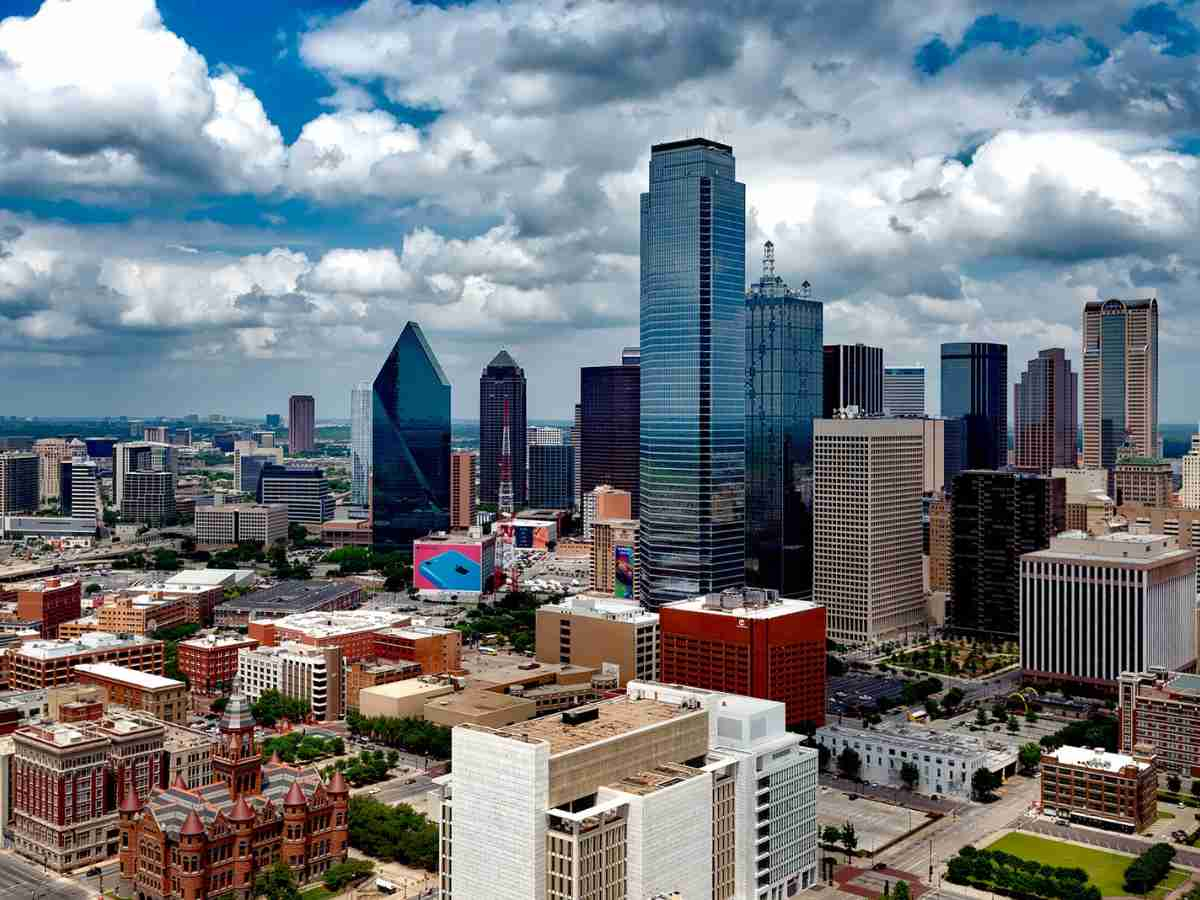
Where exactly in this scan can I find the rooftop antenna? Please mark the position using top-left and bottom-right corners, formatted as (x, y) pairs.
(801, 280), (812, 300)
(762, 241), (775, 281)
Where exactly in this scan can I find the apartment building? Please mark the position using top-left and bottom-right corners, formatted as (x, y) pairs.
(248, 609), (411, 662)
(10, 632), (164, 690)
(237, 642), (343, 722)
(195, 503), (288, 548)
(535, 594), (659, 686)
(438, 680), (818, 900)
(1041, 745), (1158, 833)
(177, 633), (260, 694)
(1118, 671), (1200, 777)
(73, 662), (188, 723)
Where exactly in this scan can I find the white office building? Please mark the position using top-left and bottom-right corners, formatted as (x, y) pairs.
(438, 680), (818, 900)
(351, 382), (372, 509)
(236, 641), (344, 721)
(1182, 431), (1200, 510)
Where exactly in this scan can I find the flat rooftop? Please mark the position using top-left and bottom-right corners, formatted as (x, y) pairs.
(473, 661), (594, 686)
(360, 678), (454, 700)
(1165, 673), (1200, 698)
(1029, 532), (1195, 564)
(1048, 745), (1150, 771)
(179, 632), (259, 650)
(272, 609), (410, 637)
(540, 594), (658, 625)
(493, 694), (698, 756)
(608, 762), (705, 796)
(221, 580), (358, 612)
(818, 722), (1015, 758)
(17, 631), (159, 660)
(415, 532), (495, 546)
(425, 689), (532, 715)
(664, 592), (820, 620)
(74, 662), (184, 691)
(164, 569), (256, 588)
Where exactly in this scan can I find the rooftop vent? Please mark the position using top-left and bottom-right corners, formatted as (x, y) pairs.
(562, 707), (599, 727)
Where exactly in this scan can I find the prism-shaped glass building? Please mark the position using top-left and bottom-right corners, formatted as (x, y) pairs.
(372, 322), (451, 553)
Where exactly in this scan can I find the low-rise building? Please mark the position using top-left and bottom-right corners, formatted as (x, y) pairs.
(535, 594), (658, 686)
(358, 677), (455, 720)
(815, 722), (1018, 798)
(73, 662), (189, 722)
(10, 577), (81, 638)
(92, 592), (190, 635)
(1118, 670), (1200, 777)
(237, 642), (344, 722)
(1041, 745), (1158, 833)
(320, 518), (372, 548)
(345, 659), (421, 712)
(373, 625), (462, 674)
(177, 633), (259, 694)
(422, 689), (536, 728)
(195, 502), (288, 548)
(213, 579), (361, 627)
(10, 632), (165, 690)
(248, 609), (410, 662)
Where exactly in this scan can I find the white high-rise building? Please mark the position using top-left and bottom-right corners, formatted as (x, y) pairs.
(61, 459), (99, 524)
(438, 681), (818, 900)
(814, 417), (925, 645)
(351, 382), (372, 509)
(1182, 430), (1200, 510)
(883, 366), (925, 416)
(236, 642), (344, 721)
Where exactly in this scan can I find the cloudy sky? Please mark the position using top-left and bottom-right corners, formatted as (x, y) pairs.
(1, 0), (1198, 422)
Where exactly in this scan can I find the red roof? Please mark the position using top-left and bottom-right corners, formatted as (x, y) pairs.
(228, 795), (255, 822)
(180, 809), (206, 836)
(119, 790), (143, 813)
(283, 780), (307, 806)
(327, 771), (348, 794)
(172, 771), (188, 790)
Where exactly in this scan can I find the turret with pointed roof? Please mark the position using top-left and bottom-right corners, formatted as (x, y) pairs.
(213, 679), (262, 799)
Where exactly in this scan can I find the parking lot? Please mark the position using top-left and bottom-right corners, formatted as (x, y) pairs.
(817, 787), (932, 855)
(828, 673), (909, 716)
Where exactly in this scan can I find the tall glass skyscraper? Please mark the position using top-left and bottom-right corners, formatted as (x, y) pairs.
(479, 351), (527, 508)
(371, 322), (451, 553)
(1082, 298), (1159, 470)
(940, 342), (1008, 470)
(640, 137), (746, 608)
(745, 242), (822, 598)
(350, 381), (371, 509)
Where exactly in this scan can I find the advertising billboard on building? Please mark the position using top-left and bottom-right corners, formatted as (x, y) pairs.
(414, 540), (484, 591)
(496, 519), (555, 551)
(614, 545), (635, 598)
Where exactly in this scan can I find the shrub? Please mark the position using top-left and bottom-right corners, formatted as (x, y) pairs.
(1123, 843), (1175, 895)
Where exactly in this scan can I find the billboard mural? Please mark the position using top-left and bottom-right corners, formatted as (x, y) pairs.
(614, 545), (635, 598)
(495, 519), (555, 551)
(414, 541), (485, 591)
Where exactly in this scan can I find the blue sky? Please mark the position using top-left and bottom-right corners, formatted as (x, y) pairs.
(2, 0), (1200, 421)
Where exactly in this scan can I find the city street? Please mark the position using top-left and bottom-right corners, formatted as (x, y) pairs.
(358, 772), (438, 807)
(69, 859), (120, 897)
(0, 852), (91, 900)
(1019, 818), (1200, 869)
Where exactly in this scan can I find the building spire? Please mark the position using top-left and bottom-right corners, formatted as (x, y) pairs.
(762, 241), (775, 281)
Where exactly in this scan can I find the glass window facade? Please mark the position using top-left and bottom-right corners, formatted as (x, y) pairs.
(371, 322), (451, 553)
(350, 382), (372, 508)
(580, 363), (640, 516)
(639, 138), (746, 608)
(940, 342), (1008, 471)
(479, 351), (528, 508)
(745, 257), (822, 597)
(1100, 314), (1128, 467)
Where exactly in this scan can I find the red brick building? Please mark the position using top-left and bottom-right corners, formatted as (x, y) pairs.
(12, 577), (81, 638)
(659, 588), (826, 729)
(1119, 670), (1200, 777)
(118, 689), (349, 900)
(373, 626), (463, 674)
(177, 634), (259, 694)
(10, 632), (165, 690)
(247, 609), (410, 663)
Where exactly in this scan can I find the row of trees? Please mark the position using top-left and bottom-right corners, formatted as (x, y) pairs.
(455, 591), (542, 653)
(348, 795), (439, 871)
(1123, 843), (1176, 894)
(1038, 715), (1118, 753)
(946, 845), (1100, 900)
(251, 689), (310, 727)
(820, 822), (858, 862)
(323, 546), (413, 589)
(260, 730), (344, 763)
(345, 709), (452, 759)
(320, 749), (401, 787)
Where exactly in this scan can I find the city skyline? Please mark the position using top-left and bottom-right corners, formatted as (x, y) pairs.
(1, 2), (1199, 421)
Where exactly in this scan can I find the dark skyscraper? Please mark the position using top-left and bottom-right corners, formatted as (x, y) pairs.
(940, 342), (1008, 470)
(528, 444), (575, 509)
(822, 344), (883, 417)
(745, 243), (822, 597)
(949, 469), (1065, 640)
(479, 351), (527, 509)
(580, 351), (640, 516)
(640, 137), (746, 608)
(288, 395), (315, 453)
(1014, 348), (1077, 474)
(371, 322), (451, 552)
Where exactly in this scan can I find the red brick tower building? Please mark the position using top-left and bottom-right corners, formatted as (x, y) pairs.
(659, 588), (827, 729)
(118, 685), (349, 899)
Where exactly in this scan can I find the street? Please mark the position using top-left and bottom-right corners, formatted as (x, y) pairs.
(0, 851), (91, 900)
(70, 859), (120, 897)
(1019, 817), (1200, 868)
(359, 772), (438, 807)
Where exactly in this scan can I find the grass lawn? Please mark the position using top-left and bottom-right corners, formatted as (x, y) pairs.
(1157, 810), (1177, 820)
(985, 833), (1188, 899)
(299, 887), (335, 900)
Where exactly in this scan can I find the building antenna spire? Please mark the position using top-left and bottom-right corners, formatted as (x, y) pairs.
(763, 241), (775, 282)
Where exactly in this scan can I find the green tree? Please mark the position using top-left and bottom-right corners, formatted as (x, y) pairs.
(975, 708), (989, 726)
(894, 880), (912, 900)
(253, 861), (300, 900)
(1007, 718), (1019, 734)
(839, 822), (858, 863)
(971, 768), (1000, 801)
(1168, 773), (1182, 794)
(348, 796), (439, 870)
(900, 761), (920, 790)
(943, 687), (965, 711)
(837, 747), (862, 781)
(251, 689), (310, 727)
(323, 859), (375, 891)
(817, 743), (831, 771)
(1018, 743), (1042, 775)
(1024, 709), (1039, 723)
(821, 825), (842, 846)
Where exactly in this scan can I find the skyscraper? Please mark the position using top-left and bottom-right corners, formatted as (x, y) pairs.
(639, 137), (746, 608)
(0, 452), (39, 515)
(114, 442), (175, 512)
(948, 470), (1065, 641)
(34, 438), (69, 505)
(745, 242), (822, 597)
(822, 344), (883, 417)
(884, 366), (926, 416)
(350, 382), (372, 509)
(479, 351), (527, 509)
(59, 459), (98, 524)
(572, 403), (582, 510)
(265, 414), (281, 429)
(1083, 298), (1159, 471)
(580, 351), (640, 515)
(372, 322), (451, 552)
(449, 451), (476, 529)
(1013, 348), (1077, 475)
(528, 444), (575, 509)
(288, 395), (315, 454)
(940, 342), (1008, 470)
(1182, 432), (1200, 510)
(814, 418), (925, 645)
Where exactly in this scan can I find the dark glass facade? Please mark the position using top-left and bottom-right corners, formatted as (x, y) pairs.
(1013, 348), (1077, 474)
(1083, 299), (1158, 471)
(822, 344), (883, 417)
(640, 138), (746, 608)
(745, 250), (822, 597)
(371, 322), (451, 553)
(479, 351), (527, 508)
(940, 342), (1008, 470)
(580, 362), (640, 515)
(528, 444), (575, 509)
(949, 469), (1065, 640)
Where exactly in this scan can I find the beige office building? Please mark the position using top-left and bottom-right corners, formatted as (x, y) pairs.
(195, 503), (288, 547)
(1082, 299), (1158, 470)
(450, 451), (477, 529)
(814, 418), (925, 645)
(535, 594), (658, 686)
(1114, 457), (1174, 507)
(591, 517), (638, 595)
(34, 438), (70, 504)
(582, 484), (631, 540)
